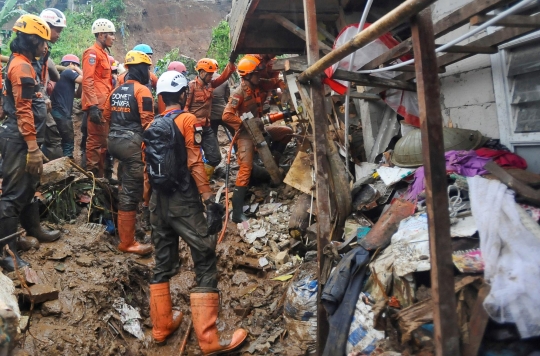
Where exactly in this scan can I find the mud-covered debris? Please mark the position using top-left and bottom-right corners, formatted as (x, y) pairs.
(20, 284), (59, 304)
(259, 203), (282, 216)
(76, 256), (95, 267)
(232, 271), (250, 286)
(247, 328), (284, 354)
(24, 267), (41, 285)
(245, 229), (267, 243)
(112, 297), (145, 340)
(273, 250), (290, 267)
(54, 263), (66, 272)
(17, 235), (40, 251)
(41, 299), (62, 316)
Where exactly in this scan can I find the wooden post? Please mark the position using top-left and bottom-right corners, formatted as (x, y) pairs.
(303, 0), (331, 354)
(411, 9), (460, 355)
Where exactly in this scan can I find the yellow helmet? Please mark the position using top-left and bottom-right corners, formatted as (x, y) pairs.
(13, 14), (51, 41)
(124, 50), (152, 66)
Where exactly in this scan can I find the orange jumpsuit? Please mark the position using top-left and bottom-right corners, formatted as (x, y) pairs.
(184, 62), (235, 127)
(222, 79), (293, 187)
(81, 43), (114, 176)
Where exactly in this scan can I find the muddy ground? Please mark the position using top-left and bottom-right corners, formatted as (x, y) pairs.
(8, 115), (303, 356)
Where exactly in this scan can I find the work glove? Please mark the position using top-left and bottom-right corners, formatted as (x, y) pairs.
(26, 147), (49, 175)
(88, 105), (103, 124)
(229, 51), (238, 63)
(204, 198), (225, 235)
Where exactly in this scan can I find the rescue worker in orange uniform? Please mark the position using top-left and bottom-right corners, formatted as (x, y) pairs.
(117, 44), (158, 90)
(142, 60), (189, 228)
(184, 57), (236, 178)
(102, 50), (153, 256)
(81, 18), (115, 177)
(147, 70), (247, 352)
(0, 15), (53, 271)
(222, 55), (293, 223)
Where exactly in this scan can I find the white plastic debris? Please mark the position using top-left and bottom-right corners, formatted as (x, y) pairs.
(259, 257), (269, 267)
(245, 229), (267, 244)
(112, 298), (145, 340)
(376, 166), (415, 186)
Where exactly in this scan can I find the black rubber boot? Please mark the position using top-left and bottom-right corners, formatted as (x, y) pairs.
(231, 186), (249, 223)
(0, 217), (30, 272)
(20, 200), (61, 243)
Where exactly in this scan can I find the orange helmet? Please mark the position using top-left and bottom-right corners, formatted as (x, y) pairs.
(237, 55), (265, 77)
(195, 58), (218, 73)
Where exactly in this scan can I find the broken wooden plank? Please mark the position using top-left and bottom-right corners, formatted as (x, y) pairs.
(241, 113), (283, 185)
(463, 284), (491, 356)
(288, 193), (312, 239)
(258, 13), (333, 53)
(485, 161), (540, 205)
(436, 44), (498, 54)
(360, 0), (514, 71)
(382, 64), (445, 73)
(349, 91), (381, 100)
(283, 151), (313, 195)
(470, 14), (540, 28)
(333, 69), (417, 92)
(411, 9), (460, 355)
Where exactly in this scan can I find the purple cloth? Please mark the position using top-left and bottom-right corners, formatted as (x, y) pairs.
(405, 150), (491, 201)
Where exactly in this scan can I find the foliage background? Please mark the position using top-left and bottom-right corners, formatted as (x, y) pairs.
(1, 0), (126, 63)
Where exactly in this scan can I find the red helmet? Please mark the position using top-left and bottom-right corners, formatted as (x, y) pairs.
(60, 54), (80, 65)
(168, 61), (187, 73)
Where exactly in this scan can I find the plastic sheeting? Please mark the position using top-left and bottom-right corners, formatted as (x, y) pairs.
(468, 176), (540, 338)
(324, 23), (420, 127)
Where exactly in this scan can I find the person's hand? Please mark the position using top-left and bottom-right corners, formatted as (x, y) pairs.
(45, 98), (52, 113)
(204, 199), (225, 235)
(26, 146), (49, 175)
(88, 105), (103, 124)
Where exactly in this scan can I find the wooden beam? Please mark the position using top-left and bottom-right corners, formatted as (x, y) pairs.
(360, 0), (514, 71)
(258, 14), (333, 53)
(463, 284), (491, 356)
(362, 42), (413, 70)
(436, 44), (498, 54)
(256, 11), (339, 22)
(349, 92), (381, 100)
(333, 69), (417, 91)
(470, 14), (540, 28)
(485, 161), (540, 205)
(366, 15), (540, 94)
(318, 25), (336, 42)
(298, 0), (437, 82)
(303, 1), (330, 355)
(382, 64), (446, 73)
(411, 9), (460, 355)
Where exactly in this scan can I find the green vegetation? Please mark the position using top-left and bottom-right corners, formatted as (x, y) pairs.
(51, 0), (126, 63)
(206, 20), (231, 71)
(155, 48), (197, 78)
(2, 0), (126, 63)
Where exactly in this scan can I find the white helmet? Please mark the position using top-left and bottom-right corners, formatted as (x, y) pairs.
(40, 8), (67, 28)
(92, 18), (115, 34)
(157, 71), (188, 95)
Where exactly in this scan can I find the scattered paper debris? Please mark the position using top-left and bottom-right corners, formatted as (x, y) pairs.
(376, 166), (415, 186)
(112, 298), (145, 340)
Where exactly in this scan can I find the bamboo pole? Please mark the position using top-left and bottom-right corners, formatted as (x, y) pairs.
(297, 0), (437, 83)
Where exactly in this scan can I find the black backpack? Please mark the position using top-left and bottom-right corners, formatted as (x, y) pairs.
(143, 110), (191, 194)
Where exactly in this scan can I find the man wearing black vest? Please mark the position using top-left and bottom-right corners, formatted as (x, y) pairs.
(102, 50), (153, 256)
(145, 70), (247, 352)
